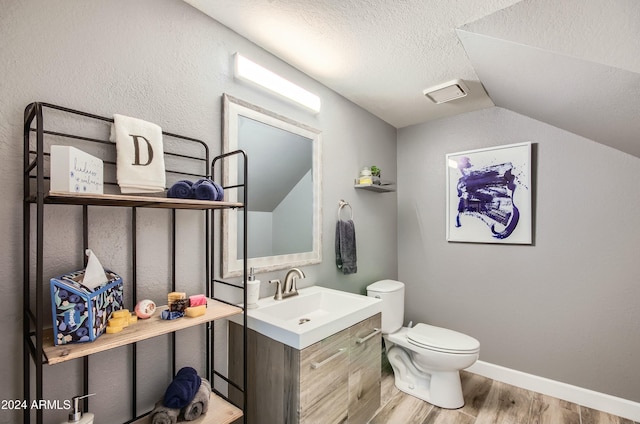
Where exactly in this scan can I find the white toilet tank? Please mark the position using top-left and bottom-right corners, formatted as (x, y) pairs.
(367, 280), (405, 334)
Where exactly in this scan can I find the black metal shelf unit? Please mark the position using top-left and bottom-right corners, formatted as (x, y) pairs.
(22, 102), (247, 424)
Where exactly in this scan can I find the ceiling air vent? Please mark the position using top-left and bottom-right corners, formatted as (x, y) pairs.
(423, 79), (469, 104)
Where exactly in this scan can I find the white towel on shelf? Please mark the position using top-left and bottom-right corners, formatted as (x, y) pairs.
(111, 114), (166, 193)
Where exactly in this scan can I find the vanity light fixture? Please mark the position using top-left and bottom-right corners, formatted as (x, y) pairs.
(423, 79), (469, 104)
(234, 53), (321, 113)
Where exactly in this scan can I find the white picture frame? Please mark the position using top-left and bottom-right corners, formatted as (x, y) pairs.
(446, 142), (532, 244)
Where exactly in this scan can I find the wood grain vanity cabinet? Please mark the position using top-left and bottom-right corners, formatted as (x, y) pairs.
(347, 314), (383, 424)
(230, 313), (381, 424)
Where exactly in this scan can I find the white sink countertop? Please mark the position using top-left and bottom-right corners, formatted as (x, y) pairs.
(229, 285), (382, 349)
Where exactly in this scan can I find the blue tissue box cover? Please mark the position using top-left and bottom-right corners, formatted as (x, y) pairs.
(50, 269), (123, 345)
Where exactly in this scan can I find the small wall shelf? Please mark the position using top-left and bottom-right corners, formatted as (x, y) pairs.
(354, 181), (396, 192)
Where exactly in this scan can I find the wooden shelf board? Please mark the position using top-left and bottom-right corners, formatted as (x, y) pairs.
(43, 298), (241, 365)
(36, 191), (243, 210)
(131, 393), (243, 424)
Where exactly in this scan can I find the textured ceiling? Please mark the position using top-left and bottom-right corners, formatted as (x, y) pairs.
(185, 0), (640, 157)
(184, 0), (521, 127)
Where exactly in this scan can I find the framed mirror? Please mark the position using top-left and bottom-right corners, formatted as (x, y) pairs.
(221, 94), (322, 277)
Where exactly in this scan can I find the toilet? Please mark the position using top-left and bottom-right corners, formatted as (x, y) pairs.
(367, 280), (480, 409)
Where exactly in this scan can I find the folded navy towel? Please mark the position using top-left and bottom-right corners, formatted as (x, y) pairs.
(167, 180), (194, 199)
(336, 219), (357, 274)
(163, 367), (202, 409)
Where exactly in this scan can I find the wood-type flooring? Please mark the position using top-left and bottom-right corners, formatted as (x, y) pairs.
(369, 369), (637, 424)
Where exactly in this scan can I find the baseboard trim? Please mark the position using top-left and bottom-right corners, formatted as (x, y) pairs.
(466, 361), (640, 422)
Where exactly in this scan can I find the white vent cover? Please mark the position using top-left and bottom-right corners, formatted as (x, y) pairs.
(423, 79), (469, 104)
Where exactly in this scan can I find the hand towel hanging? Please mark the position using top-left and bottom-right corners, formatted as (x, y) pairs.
(336, 200), (357, 274)
(111, 114), (166, 193)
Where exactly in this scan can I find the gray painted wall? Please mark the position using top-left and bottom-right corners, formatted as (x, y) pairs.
(0, 1), (397, 422)
(397, 106), (640, 402)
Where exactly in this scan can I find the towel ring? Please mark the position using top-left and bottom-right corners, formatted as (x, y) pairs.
(338, 200), (353, 221)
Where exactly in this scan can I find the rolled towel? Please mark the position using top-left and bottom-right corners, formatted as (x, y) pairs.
(163, 367), (202, 409)
(193, 179), (217, 201)
(192, 178), (224, 201)
(151, 399), (180, 424)
(182, 378), (211, 421)
(211, 180), (224, 201)
(167, 180), (194, 199)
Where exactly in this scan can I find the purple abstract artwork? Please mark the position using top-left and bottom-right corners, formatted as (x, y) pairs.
(446, 142), (531, 244)
(454, 159), (519, 239)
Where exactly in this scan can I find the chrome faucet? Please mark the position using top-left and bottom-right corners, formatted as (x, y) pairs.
(270, 268), (305, 300)
(283, 268), (305, 297)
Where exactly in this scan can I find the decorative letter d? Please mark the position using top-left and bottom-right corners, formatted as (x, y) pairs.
(129, 134), (154, 166)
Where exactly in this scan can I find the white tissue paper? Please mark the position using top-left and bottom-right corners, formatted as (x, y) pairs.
(83, 249), (108, 290)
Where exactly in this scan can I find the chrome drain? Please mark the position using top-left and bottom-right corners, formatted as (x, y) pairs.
(299, 318), (311, 325)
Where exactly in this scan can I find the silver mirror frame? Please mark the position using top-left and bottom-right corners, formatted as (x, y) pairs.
(221, 94), (322, 277)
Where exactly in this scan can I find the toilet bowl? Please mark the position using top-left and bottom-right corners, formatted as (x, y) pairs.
(367, 280), (480, 409)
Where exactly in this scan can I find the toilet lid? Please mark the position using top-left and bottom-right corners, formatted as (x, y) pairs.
(407, 323), (480, 354)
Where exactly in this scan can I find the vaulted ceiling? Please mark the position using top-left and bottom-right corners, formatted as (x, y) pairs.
(185, 0), (640, 157)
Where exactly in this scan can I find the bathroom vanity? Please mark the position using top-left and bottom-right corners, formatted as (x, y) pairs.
(229, 312), (381, 424)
